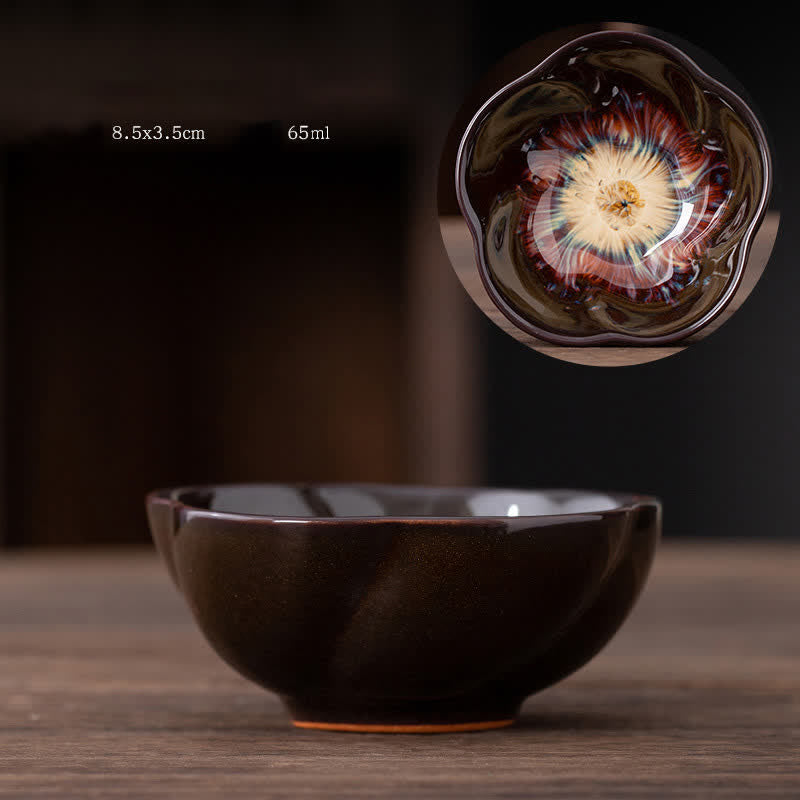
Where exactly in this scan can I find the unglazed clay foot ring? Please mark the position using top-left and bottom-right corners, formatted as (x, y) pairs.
(292, 719), (515, 734)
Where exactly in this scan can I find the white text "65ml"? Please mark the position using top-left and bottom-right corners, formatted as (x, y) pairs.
(287, 125), (330, 141)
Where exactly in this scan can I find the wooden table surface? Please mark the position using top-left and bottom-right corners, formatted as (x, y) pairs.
(1, 542), (798, 798)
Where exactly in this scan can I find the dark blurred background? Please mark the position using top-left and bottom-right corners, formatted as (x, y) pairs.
(0, 2), (795, 546)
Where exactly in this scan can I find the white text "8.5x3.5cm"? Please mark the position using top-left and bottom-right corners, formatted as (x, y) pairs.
(287, 125), (330, 141)
(112, 125), (206, 141)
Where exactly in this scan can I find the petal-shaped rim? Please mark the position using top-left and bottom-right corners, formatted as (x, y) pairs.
(146, 483), (660, 524)
(455, 30), (773, 346)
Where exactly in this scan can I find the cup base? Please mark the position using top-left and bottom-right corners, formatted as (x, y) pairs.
(285, 694), (521, 734)
(291, 718), (515, 734)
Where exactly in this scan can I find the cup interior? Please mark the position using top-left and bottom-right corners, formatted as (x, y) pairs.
(169, 484), (625, 519)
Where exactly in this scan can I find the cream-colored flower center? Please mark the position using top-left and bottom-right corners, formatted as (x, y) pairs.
(557, 142), (680, 259)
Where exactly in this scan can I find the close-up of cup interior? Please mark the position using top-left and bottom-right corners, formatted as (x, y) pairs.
(438, 22), (780, 366)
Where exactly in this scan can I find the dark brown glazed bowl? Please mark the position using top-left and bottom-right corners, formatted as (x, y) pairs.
(146, 484), (660, 733)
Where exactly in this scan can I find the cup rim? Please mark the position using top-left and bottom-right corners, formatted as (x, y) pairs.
(146, 482), (661, 525)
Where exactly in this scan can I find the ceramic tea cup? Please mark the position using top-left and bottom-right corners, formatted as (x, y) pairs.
(147, 483), (660, 733)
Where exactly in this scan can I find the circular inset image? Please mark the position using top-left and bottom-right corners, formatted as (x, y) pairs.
(439, 23), (779, 366)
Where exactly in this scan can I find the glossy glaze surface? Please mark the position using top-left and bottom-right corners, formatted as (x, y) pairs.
(456, 31), (771, 344)
(147, 484), (660, 732)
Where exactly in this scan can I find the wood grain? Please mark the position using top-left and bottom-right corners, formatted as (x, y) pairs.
(1, 543), (799, 798)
